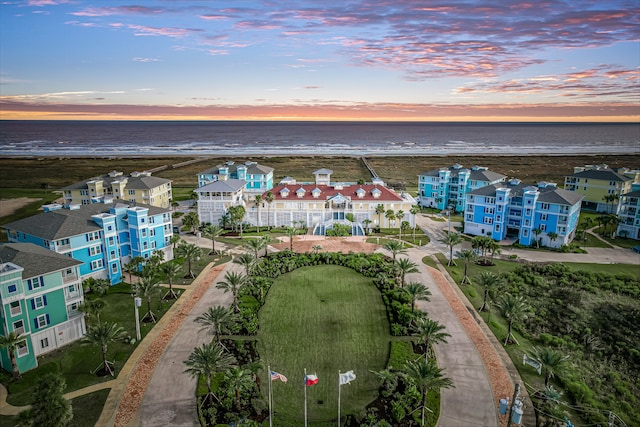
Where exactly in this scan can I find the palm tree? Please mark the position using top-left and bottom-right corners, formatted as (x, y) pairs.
(228, 205), (246, 236)
(529, 347), (569, 387)
(254, 194), (263, 232)
(182, 211), (200, 234)
(370, 368), (398, 397)
(439, 232), (461, 266)
(580, 217), (593, 241)
(160, 261), (182, 300)
(413, 317), (450, 361)
(382, 240), (406, 261)
(78, 298), (106, 327)
(410, 205), (420, 237)
(477, 272), (501, 312)
(396, 209), (405, 238)
(194, 306), (233, 343)
(455, 249), (477, 284)
(124, 256), (144, 283)
(312, 244), (322, 254)
(264, 191), (274, 228)
(471, 236), (492, 265)
(169, 234), (181, 250)
(82, 277), (110, 296)
(83, 322), (126, 376)
(26, 372), (73, 427)
(261, 234), (273, 257)
(233, 253), (256, 276)
(487, 240), (501, 264)
(532, 228), (543, 248)
(202, 224), (224, 256)
(375, 204), (385, 229)
(496, 293), (531, 345)
(404, 282), (431, 314)
(216, 271), (247, 313)
(403, 358), (454, 427)
(396, 257), (419, 287)
(225, 367), (254, 412)
(547, 231), (558, 247)
(183, 342), (237, 405)
(135, 274), (162, 323)
(244, 238), (264, 259)
(385, 209), (396, 229)
(176, 242), (202, 278)
(0, 332), (24, 379)
(362, 218), (372, 235)
(285, 226), (297, 251)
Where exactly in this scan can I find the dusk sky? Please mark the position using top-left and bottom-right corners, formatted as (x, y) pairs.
(1, 0), (638, 121)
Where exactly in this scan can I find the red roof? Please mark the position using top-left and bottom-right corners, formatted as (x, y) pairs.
(266, 184), (403, 202)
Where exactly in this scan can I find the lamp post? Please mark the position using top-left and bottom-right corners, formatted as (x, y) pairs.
(134, 296), (142, 341)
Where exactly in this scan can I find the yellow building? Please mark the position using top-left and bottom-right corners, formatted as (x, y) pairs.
(564, 165), (637, 212)
(62, 171), (172, 209)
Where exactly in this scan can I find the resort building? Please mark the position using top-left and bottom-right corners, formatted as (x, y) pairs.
(197, 161), (274, 200)
(464, 179), (583, 248)
(195, 179), (247, 228)
(3, 198), (173, 285)
(616, 185), (640, 240)
(564, 165), (638, 213)
(244, 169), (416, 235)
(62, 170), (173, 209)
(0, 243), (85, 374)
(417, 164), (506, 212)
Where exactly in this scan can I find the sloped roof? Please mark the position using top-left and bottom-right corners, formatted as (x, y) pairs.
(123, 176), (171, 190)
(200, 162), (274, 175)
(418, 165), (505, 182)
(267, 183), (403, 202)
(0, 243), (81, 279)
(196, 179), (246, 193)
(568, 169), (631, 182)
(62, 173), (170, 191)
(469, 182), (583, 206)
(3, 200), (170, 240)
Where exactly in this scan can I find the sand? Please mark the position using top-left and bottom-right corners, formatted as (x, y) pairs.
(0, 197), (41, 218)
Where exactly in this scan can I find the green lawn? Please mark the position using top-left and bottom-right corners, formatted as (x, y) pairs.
(257, 265), (390, 426)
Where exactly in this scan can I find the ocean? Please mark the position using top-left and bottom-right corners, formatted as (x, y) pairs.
(0, 120), (638, 157)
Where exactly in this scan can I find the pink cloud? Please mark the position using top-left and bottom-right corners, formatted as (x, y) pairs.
(128, 24), (202, 38)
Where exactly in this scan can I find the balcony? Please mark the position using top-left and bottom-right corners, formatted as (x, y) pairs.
(62, 273), (79, 284)
(14, 326), (25, 335)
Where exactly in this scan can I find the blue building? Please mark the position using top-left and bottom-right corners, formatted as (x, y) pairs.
(197, 161), (274, 199)
(1, 243), (85, 374)
(3, 198), (173, 285)
(418, 164), (506, 212)
(463, 180), (583, 248)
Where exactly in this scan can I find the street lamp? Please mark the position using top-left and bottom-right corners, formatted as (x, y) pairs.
(134, 296), (142, 341)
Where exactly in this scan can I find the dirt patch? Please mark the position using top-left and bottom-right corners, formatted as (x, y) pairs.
(0, 197), (42, 218)
(270, 236), (380, 254)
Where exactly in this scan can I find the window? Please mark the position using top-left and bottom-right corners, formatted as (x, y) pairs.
(466, 214), (473, 221)
(10, 301), (21, 316)
(13, 320), (25, 335)
(108, 236), (115, 246)
(89, 246), (102, 256)
(27, 276), (44, 290)
(112, 263), (119, 274)
(110, 250), (116, 260)
(34, 314), (50, 329)
(129, 189), (135, 195)
(484, 207), (494, 214)
(87, 231), (100, 242)
(541, 203), (550, 210)
(483, 217), (493, 225)
(495, 224), (500, 232)
(150, 228), (156, 237)
(32, 295), (47, 310)
(496, 215), (502, 222)
(525, 208), (532, 216)
(523, 229), (529, 237)
(107, 225), (113, 231)
(40, 338), (50, 350)
(141, 229), (147, 238)
(16, 340), (28, 357)
(91, 259), (104, 270)
(540, 224), (546, 231)
(540, 214), (548, 221)
(7, 283), (17, 293)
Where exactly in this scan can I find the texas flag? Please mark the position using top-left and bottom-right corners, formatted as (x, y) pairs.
(305, 374), (319, 386)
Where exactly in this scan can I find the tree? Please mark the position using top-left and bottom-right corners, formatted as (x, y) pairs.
(455, 249), (477, 284)
(176, 242), (202, 278)
(529, 347), (569, 387)
(496, 293), (531, 345)
(216, 271), (247, 313)
(532, 228), (543, 248)
(254, 194), (263, 232)
(261, 234), (273, 257)
(182, 211), (200, 234)
(396, 257), (419, 288)
(194, 306), (234, 343)
(477, 272), (501, 312)
(234, 253), (256, 277)
(410, 205), (420, 237)
(403, 358), (454, 427)
(471, 236), (493, 265)
(124, 256), (144, 283)
(78, 298), (106, 327)
(362, 218), (372, 234)
(160, 261), (182, 300)
(413, 317), (450, 361)
(183, 342), (237, 405)
(82, 322), (126, 376)
(382, 240), (406, 262)
(244, 238), (265, 259)
(224, 367), (254, 412)
(312, 244), (322, 254)
(21, 372), (73, 427)
(547, 231), (558, 246)
(404, 282), (431, 314)
(285, 226), (297, 251)
(487, 240), (501, 264)
(439, 232), (461, 266)
(375, 204), (385, 229)
(0, 332), (24, 379)
(579, 217), (593, 241)
(228, 205), (246, 235)
(82, 278), (110, 297)
(264, 191), (274, 228)
(396, 209), (405, 238)
(385, 209), (396, 229)
(169, 234), (181, 250)
(202, 224), (224, 256)
(135, 274), (161, 322)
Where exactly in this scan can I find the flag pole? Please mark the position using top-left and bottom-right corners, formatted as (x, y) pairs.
(268, 365), (273, 427)
(337, 370), (341, 427)
(304, 368), (308, 427)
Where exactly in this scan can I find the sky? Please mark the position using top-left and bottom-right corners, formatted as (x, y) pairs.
(0, 0), (639, 121)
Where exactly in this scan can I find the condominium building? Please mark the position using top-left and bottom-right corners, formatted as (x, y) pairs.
(62, 170), (173, 209)
(195, 179), (247, 227)
(464, 180), (583, 248)
(418, 164), (506, 212)
(616, 186), (640, 240)
(564, 165), (637, 213)
(3, 198), (173, 285)
(0, 243), (85, 374)
(197, 161), (274, 199)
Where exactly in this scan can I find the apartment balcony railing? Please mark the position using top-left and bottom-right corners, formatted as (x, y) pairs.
(65, 289), (82, 300)
(56, 244), (72, 252)
(14, 326), (25, 335)
(62, 273), (79, 284)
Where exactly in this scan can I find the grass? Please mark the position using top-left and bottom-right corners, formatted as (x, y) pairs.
(257, 265), (390, 426)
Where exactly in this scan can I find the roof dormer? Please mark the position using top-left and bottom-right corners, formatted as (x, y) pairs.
(280, 187), (290, 198)
(356, 187), (366, 198)
(371, 187), (382, 198)
(296, 187), (306, 198)
(312, 188), (322, 198)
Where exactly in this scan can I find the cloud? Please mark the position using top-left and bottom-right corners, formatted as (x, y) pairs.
(132, 57), (160, 62)
(128, 24), (203, 38)
(70, 6), (165, 17)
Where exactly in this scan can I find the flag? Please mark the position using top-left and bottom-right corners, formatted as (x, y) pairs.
(271, 371), (288, 383)
(305, 374), (319, 386)
(339, 370), (356, 385)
